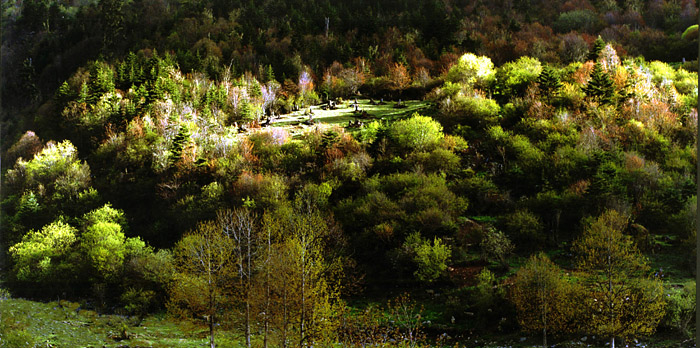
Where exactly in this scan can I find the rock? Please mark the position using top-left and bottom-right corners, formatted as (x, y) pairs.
(581, 336), (587, 342)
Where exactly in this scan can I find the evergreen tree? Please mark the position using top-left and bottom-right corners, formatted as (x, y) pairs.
(169, 125), (191, 164)
(582, 62), (615, 105)
(587, 36), (605, 61)
(536, 66), (563, 102)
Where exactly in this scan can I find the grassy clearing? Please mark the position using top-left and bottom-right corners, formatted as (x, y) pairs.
(270, 99), (431, 131)
(0, 298), (223, 347)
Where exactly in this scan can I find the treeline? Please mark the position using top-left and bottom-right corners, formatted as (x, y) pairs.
(2, 0), (698, 123)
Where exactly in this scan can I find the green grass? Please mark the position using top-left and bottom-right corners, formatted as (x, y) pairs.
(0, 298), (229, 347)
(272, 99), (431, 128)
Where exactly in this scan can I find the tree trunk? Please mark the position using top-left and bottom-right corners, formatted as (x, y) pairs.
(210, 314), (215, 348)
(611, 336), (615, 348)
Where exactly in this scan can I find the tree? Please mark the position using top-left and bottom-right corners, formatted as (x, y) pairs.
(573, 210), (665, 348)
(262, 205), (344, 347)
(218, 208), (258, 348)
(403, 232), (452, 283)
(9, 219), (77, 283)
(480, 228), (514, 269)
(587, 36), (606, 61)
(386, 113), (444, 153)
(170, 220), (234, 348)
(511, 253), (579, 347)
(169, 125), (191, 164)
(536, 66), (563, 102)
(493, 56), (542, 100)
(582, 62), (615, 105)
(80, 204), (129, 282)
(445, 53), (495, 87)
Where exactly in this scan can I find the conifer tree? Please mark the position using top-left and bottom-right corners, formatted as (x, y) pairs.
(582, 62), (615, 105)
(536, 66), (563, 102)
(587, 36), (605, 61)
(169, 125), (191, 164)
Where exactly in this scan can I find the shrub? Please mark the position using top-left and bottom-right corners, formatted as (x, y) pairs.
(662, 281), (696, 337)
(445, 53), (495, 87)
(494, 56), (542, 100)
(386, 114), (444, 153)
(403, 232), (452, 283)
(503, 209), (545, 247)
(480, 228), (514, 268)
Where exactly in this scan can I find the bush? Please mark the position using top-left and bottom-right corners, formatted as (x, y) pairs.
(480, 228), (514, 269)
(445, 53), (495, 87)
(386, 114), (444, 153)
(662, 281), (696, 337)
(503, 209), (545, 247)
(439, 94), (501, 130)
(403, 232), (452, 283)
(494, 56), (542, 100)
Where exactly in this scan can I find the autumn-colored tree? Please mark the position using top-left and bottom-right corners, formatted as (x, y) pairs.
(387, 62), (411, 92)
(573, 210), (665, 348)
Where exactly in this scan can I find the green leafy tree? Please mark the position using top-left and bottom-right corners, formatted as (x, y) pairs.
(480, 228), (514, 269)
(511, 253), (580, 347)
(80, 204), (130, 282)
(169, 220), (234, 348)
(573, 210), (665, 348)
(494, 56), (542, 100)
(582, 62), (615, 105)
(662, 281), (696, 337)
(6, 140), (90, 203)
(9, 219), (77, 283)
(445, 53), (495, 87)
(403, 232), (452, 283)
(386, 113), (444, 153)
(218, 208), (259, 348)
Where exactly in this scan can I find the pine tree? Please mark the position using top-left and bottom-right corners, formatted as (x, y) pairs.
(587, 36), (605, 61)
(536, 66), (563, 102)
(265, 64), (276, 83)
(169, 125), (191, 164)
(582, 62), (615, 105)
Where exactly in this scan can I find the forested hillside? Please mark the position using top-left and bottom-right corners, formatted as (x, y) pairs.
(1, 0), (698, 347)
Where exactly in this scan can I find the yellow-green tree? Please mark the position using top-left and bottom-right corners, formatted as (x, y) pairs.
(261, 205), (344, 347)
(217, 208), (258, 348)
(169, 220), (234, 348)
(573, 210), (665, 348)
(510, 253), (580, 347)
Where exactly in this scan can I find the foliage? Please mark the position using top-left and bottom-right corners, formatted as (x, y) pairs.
(510, 253), (580, 346)
(403, 232), (452, 283)
(445, 53), (495, 87)
(582, 62), (615, 105)
(9, 218), (77, 282)
(386, 113), (444, 153)
(661, 281), (696, 338)
(480, 228), (514, 269)
(494, 56), (542, 100)
(573, 209), (666, 346)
